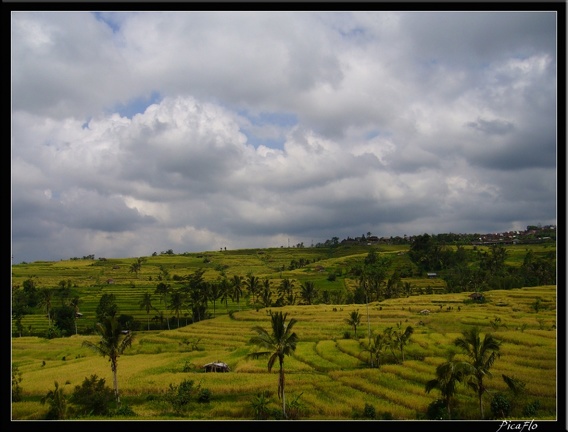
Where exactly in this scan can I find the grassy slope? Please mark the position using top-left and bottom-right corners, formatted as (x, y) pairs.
(11, 245), (558, 420)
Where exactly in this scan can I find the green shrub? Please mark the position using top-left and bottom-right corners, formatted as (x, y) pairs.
(523, 400), (540, 417)
(363, 403), (376, 419)
(426, 399), (449, 420)
(12, 366), (23, 402)
(41, 381), (69, 420)
(250, 391), (271, 420)
(165, 379), (199, 414)
(113, 404), (137, 417)
(491, 393), (512, 419)
(70, 374), (115, 416)
(286, 393), (305, 420)
(197, 388), (212, 403)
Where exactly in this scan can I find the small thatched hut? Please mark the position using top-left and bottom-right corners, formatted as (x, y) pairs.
(203, 361), (230, 372)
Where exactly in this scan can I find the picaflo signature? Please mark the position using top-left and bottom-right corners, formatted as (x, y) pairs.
(496, 420), (538, 432)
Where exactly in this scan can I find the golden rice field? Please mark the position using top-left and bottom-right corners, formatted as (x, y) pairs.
(12, 285), (558, 421)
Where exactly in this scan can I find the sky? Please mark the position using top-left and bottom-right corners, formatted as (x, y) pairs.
(11, 10), (559, 264)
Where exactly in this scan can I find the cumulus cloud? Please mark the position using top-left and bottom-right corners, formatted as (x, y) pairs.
(11, 9), (558, 263)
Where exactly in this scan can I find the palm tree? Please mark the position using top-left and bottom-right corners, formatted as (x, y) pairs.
(208, 281), (221, 318)
(39, 288), (54, 328)
(299, 281), (318, 305)
(129, 257), (146, 278)
(40, 381), (68, 419)
(453, 326), (501, 419)
(231, 275), (243, 310)
(139, 292), (154, 330)
(345, 310), (362, 338)
(248, 311), (299, 419)
(219, 276), (232, 309)
(393, 322), (414, 363)
(69, 296), (80, 335)
(360, 331), (389, 368)
(155, 282), (171, 330)
(425, 354), (466, 419)
(82, 315), (133, 405)
(168, 289), (186, 328)
(245, 274), (261, 306)
(260, 278), (273, 307)
(278, 278), (295, 305)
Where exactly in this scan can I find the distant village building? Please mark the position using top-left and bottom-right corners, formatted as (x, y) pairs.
(427, 273), (437, 279)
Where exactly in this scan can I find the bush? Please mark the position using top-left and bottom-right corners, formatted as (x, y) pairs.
(363, 403), (376, 419)
(12, 366), (23, 402)
(70, 374), (115, 416)
(250, 391), (271, 420)
(197, 388), (212, 403)
(426, 399), (449, 420)
(522, 400), (540, 417)
(490, 393), (512, 419)
(165, 379), (199, 414)
(112, 404), (137, 417)
(286, 393), (305, 420)
(41, 381), (69, 420)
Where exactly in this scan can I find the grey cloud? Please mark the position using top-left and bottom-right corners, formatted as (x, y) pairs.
(466, 118), (515, 135)
(11, 10), (558, 263)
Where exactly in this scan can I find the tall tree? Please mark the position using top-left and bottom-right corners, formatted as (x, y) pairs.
(208, 281), (222, 318)
(248, 311), (299, 419)
(231, 275), (243, 310)
(425, 354), (466, 419)
(154, 282), (171, 330)
(69, 296), (80, 335)
(260, 278), (273, 308)
(245, 274), (261, 306)
(38, 288), (54, 328)
(82, 315), (133, 405)
(299, 281), (318, 305)
(96, 293), (118, 322)
(393, 322), (414, 363)
(345, 310), (362, 338)
(138, 292), (154, 330)
(453, 327), (501, 419)
(168, 289), (186, 328)
(219, 277), (232, 309)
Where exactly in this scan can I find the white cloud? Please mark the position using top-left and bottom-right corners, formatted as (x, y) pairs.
(11, 10), (558, 263)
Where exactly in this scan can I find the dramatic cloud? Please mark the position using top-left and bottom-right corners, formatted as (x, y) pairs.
(11, 10), (558, 263)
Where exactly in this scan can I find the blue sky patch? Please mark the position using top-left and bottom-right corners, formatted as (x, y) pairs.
(111, 92), (162, 119)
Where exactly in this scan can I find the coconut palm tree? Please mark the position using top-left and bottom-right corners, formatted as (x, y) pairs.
(219, 276), (232, 309)
(69, 296), (80, 335)
(345, 310), (362, 338)
(40, 381), (68, 419)
(245, 273), (261, 306)
(453, 326), (501, 419)
(425, 353), (466, 419)
(260, 278), (273, 308)
(360, 331), (389, 368)
(154, 282), (171, 330)
(231, 275), (244, 310)
(39, 288), (54, 328)
(299, 281), (318, 305)
(168, 289), (186, 328)
(208, 281), (222, 318)
(82, 315), (133, 405)
(138, 292), (154, 330)
(248, 311), (299, 419)
(393, 322), (414, 363)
